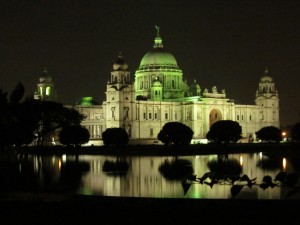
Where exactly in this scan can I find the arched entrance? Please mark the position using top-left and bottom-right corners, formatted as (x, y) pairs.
(209, 109), (222, 126)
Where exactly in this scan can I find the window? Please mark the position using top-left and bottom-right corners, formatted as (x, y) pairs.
(46, 87), (51, 96)
(249, 115), (252, 121)
(154, 113), (157, 119)
(150, 128), (153, 137)
(237, 115), (239, 120)
(124, 107), (129, 118)
(172, 80), (175, 88)
(165, 113), (168, 120)
(143, 112), (146, 119)
(149, 113), (152, 119)
(111, 107), (115, 118)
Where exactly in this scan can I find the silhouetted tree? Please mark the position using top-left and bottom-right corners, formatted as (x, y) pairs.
(28, 100), (85, 146)
(255, 126), (282, 142)
(157, 122), (194, 146)
(59, 125), (90, 147)
(0, 83), (36, 149)
(102, 127), (129, 146)
(291, 122), (300, 141)
(206, 120), (242, 143)
(1, 83), (86, 148)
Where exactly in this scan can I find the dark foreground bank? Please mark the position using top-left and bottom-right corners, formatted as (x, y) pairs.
(1, 193), (300, 225)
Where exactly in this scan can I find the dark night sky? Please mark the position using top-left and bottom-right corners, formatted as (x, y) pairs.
(0, 0), (299, 127)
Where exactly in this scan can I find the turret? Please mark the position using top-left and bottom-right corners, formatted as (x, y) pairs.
(255, 68), (280, 127)
(34, 67), (57, 101)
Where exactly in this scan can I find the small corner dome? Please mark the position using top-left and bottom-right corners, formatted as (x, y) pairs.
(152, 80), (162, 87)
(113, 53), (128, 71)
(261, 68), (273, 82)
(39, 67), (52, 83)
(39, 75), (52, 83)
(261, 75), (273, 82)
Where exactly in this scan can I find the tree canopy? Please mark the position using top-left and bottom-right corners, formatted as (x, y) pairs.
(59, 125), (90, 147)
(28, 100), (85, 146)
(255, 126), (282, 142)
(102, 127), (129, 146)
(0, 83), (36, 148)
(0, 83), (86, 149)
(157, 122), (194, 146)
(291, 122), (300, 141)
(206, 120), (242, 143)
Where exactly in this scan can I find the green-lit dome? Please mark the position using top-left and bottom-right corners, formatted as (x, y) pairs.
(137, 30), (180, 71)
(76, 97), (100, 106)
(140, 49), (178, 67)
(135, 26), (184, 100)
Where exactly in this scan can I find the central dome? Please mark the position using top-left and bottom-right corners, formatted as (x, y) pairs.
(137, 30), (180, 71)
(140, 48), (178, 67)
(134, 26), (184, 100)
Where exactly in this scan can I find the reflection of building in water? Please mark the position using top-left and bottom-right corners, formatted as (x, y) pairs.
(18, 154), (300, 199)
(20, 154), (300, 199)
(77, 154), (285, 199)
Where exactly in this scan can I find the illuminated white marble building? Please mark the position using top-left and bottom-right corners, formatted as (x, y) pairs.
(44, 28), (280, 144)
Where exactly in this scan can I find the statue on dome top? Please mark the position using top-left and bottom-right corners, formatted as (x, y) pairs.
(155, 25), (160, 36)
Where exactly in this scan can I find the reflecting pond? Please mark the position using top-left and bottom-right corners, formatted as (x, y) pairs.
(2, 151), (300, 199)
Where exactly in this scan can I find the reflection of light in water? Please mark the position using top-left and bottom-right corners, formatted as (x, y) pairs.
(58, 159), (62, 171)
(282, 158), (287, 171)
(51, 156), (55, 165)
(259, 152), (263, 160)
(239, 155), (243, 167)
(62, 154), (66, 163)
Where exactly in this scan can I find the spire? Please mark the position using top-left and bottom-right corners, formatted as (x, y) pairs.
(43, 66), (48, 74)
(153, 25), (163, 49)
(265, 67), (269, 74)
(118, 51), (122, 59)
(155, 25), (160, 36)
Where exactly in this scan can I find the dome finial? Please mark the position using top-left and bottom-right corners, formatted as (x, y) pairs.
(118, 51), (122, 59)
(44, 66), (48, 74)
(265, 67), (269, 74)
(153, 25), (163, 49)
